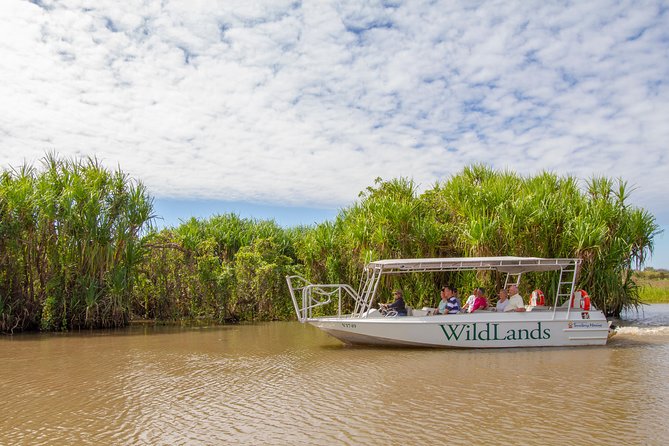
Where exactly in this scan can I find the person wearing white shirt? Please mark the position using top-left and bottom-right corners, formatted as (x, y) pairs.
(462, 293), (476, 313)
(504, 284), (526, 312)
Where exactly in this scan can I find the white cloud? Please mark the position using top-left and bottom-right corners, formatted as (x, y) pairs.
(0, 0), (668, 221)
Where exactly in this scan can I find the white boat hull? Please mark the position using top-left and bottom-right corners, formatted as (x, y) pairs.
(309, 310), (609, 348)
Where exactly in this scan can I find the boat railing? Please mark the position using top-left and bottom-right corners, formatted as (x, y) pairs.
(286, 275), (362, 322)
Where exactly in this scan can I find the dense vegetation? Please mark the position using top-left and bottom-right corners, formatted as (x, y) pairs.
(133, 215), (300, 322)
(0, 158), (661, 332)
(0, 155), (153, 332)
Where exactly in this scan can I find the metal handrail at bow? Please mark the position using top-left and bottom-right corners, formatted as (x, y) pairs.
(286, 275), (362, 322)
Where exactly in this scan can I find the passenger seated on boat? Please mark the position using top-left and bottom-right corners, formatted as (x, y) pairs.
(434, 285), (460, 314)
(462, 292), (476, 312)
(495, 288), (509, 312)
(468, 287), (489, 313)
(471, 288), (489, 312)
(379, 289), (407, 316)
(504, 284), (526, 312)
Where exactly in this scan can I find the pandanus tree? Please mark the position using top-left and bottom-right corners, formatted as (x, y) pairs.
(0, 154), (154, 332)
(422, 166), (659, 316)
(134, 214), (301, 322)
(293, 168), (657, 317)
(293, 177), (445, 311)
(2, 157), (657, 330)
(573, 178), (659, 315)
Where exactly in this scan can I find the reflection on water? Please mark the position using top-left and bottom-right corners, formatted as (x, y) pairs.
(1, 306), (668, 445)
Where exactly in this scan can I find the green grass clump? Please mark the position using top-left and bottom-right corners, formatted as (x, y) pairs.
(638, 285), (669, 303)
(634, 269), (669, 303)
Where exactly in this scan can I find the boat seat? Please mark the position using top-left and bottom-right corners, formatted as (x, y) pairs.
(411, 308), (431, 317)
(526, 305), (548, 312)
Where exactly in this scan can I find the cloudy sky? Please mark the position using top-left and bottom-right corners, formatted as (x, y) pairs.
(1, 0), (668, 266)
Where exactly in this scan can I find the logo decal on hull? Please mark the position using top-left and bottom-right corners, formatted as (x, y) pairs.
(572, 322), (605, 328)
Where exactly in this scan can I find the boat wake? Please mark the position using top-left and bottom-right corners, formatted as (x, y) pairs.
(616, 304), (669, 336)
(614, 326), (669, 336)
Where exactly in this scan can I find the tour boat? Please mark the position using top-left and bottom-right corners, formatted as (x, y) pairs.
(286, 257), (611, 348)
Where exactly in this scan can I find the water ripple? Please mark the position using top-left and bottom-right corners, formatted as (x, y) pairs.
(2, 319), (669, 445)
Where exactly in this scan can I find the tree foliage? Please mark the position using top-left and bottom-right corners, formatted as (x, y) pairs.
(1, 158), (659, 332)
(134, 215), (301, 323)
(0, 155), (153, 332)
(421, 166), (659, 315)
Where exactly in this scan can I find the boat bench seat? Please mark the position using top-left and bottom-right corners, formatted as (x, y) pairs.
(526, 305), (549, 312)
(410, 308), (431, 317)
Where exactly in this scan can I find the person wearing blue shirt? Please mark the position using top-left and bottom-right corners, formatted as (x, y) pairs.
(435, 285), (460, 314)
(380, 290), (407, 316)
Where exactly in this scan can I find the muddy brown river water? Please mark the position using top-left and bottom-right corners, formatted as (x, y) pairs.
(2, 305), (668, 445)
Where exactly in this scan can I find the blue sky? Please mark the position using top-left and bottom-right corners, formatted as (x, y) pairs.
(1, 0), (668, 268)
(152, 198), (338, 229)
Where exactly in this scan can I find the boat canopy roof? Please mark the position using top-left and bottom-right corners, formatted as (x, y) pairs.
(365, 256), (580, 274)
